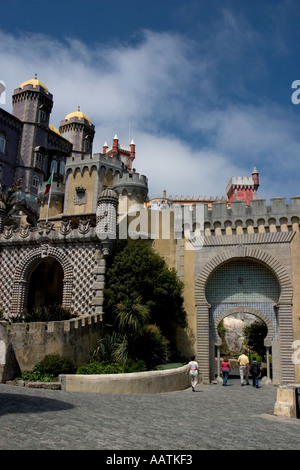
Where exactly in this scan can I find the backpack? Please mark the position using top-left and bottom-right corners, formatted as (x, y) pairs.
(250, 361), (260, 376)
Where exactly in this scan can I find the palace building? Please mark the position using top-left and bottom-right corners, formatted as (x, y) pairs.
(1, 78), (300, 385)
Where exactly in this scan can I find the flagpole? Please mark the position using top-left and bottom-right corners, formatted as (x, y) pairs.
(45, 170), (54, 223)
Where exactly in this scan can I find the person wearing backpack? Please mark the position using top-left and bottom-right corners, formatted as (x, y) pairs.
(249, 357), (261, 388)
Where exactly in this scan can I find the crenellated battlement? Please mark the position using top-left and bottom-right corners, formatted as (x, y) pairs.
(226, 176), (255, 193)
(199, 197), (300, 235)
(112, 171), (148, 200)
(113, 172), (148, 185)
(0, 314), (103, 370)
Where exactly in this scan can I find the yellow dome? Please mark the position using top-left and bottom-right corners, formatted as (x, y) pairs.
(49, 124), (61, 135)
(20, 78), (49, 94)
(64, 110), (91, 124)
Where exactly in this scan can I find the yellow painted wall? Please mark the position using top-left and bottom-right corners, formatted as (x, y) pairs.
(39, 197), (63, 220)
(149, 211), (196, 359)
(291, 231), (300, 382)
(66, 168), (97, 215)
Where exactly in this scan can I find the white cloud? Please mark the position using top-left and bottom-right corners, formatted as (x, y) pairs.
(0, 23), (299, 202)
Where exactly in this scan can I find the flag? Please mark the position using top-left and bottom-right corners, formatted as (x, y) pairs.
(44, 173), (53, 195)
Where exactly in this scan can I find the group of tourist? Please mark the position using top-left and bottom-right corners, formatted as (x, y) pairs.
(221, 351), (261, 387)
(187, 351), (261, 391)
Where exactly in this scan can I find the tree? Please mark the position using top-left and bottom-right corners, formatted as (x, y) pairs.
(0, 178), (22, 224)
(243, 320), (268, 360)
(103, 239), (187, 363)
(93, 296), (170, 369)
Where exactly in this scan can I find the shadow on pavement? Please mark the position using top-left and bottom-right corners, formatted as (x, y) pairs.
(0, 392), (74, 416)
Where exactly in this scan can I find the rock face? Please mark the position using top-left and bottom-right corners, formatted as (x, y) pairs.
(222, 314), (257, 352)
(0, 323), (21, 383)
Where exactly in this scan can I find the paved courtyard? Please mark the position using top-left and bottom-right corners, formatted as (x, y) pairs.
(0, 378), (299, 451)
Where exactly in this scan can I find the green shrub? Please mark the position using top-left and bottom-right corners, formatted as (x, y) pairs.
(16, 353), (76, 382)
(77, 362), (123, 375)
(12, 306), (77, 323)
(124, 360), (146, 373)
(34, 353), (76, 376)
(18, 370), (54, 382)
(76, 360), (146, 375)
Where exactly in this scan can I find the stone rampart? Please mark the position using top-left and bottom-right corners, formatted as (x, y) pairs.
(60, 364), (195, 394)
(0, 314), (103, 371)
(186, 197), (300, 235)
(205, 197), (300, 227)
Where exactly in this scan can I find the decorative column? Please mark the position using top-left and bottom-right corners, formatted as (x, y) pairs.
(0, 200), (6, 233)
(266, 346), (271, 381)
(93, 188), (119, 319)
(96, 187), (118, 256)
(196, 302), (211, 384)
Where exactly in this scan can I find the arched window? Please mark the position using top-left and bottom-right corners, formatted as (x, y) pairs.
(59, 161), (65, 175)
(0, 132), (7, 153)
(50, 159), (58, 173)
(32, 175), (39, 188)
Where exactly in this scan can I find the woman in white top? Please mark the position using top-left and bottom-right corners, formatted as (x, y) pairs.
(187, 355), (199, 392)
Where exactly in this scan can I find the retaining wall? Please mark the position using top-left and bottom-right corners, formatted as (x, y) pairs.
(60, 365), (197, 394)
(0, 314), (103, 371)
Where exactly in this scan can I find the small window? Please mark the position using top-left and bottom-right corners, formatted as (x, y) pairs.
(36, 153), (42, 162)
(59, 161), (65, 175)
(0, 132), (6, 153)
(32, 175), (39, 187)
(40, 110), (47, 121)
(50, 159), (58, 173)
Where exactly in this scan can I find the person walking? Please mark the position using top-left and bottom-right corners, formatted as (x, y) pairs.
(221, 357), (231, 386)
(249, 357), (261, 388)
(187, 355), (199, 392)
(237, 351), (249, 386)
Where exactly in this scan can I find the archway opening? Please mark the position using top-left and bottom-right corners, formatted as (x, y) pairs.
(27, 257), (64, 312)
(217, 312), (268, 378)
(205, 259), (280, 381)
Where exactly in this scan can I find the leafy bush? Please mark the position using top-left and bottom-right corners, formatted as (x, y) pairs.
(34, 353), (76, 376)
(18, 370), (54, 382)
(104, 239), (187, 356)
(76, 360), (146, 375)
(16, 354), (76, 382)
(12, 306), (77, 323)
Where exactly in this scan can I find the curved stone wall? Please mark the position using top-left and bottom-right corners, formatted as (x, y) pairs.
(60, 365), (193, 394)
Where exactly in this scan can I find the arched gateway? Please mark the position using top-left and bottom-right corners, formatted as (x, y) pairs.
(195, 246), (294, 384)
(10, 244), (73, 316)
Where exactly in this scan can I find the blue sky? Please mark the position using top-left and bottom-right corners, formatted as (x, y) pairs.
(0, 0), (300, 201)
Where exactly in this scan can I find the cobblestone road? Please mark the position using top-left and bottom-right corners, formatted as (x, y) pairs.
(0, 378), (299, 451)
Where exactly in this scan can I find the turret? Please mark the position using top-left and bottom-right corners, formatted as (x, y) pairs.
(101, 134), (135, 171)
(12, 76), (53, 125)
(96, 188), (118, 257)
(226, 167), (259, 206)
(11, 76), (54, 198)
(59, 107), (95, 159)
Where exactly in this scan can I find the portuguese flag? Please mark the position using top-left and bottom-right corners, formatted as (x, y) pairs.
(44, 172), (53, 195)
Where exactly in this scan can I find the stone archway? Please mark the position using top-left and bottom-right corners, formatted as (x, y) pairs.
(10, 244), (73, 316)
(27, 257), (64, 311)
(213, 306), (275, 381)
(195, 246), (294, 384)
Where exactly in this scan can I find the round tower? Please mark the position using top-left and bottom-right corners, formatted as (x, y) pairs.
(12, 77), (54, 198)
(12, 76), (53, 124)
(96, 188), (118, 256)
(59, 108), (95, 159)
(112, 172), (148, 209)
